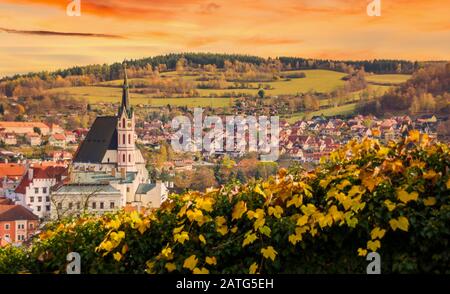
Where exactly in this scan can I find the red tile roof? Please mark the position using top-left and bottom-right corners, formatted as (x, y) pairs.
(0, 163), (26, 179)
(0, 204), (39, 221)
(14, 166), (67, 194)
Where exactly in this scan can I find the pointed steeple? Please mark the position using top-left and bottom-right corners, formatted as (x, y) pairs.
(119, 61), (132, 117)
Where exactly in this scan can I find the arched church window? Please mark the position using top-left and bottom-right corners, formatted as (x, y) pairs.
(122, 154), (125, 162)
(122, 118), (125, 128)
(128, 134), (131, 144)
(128, 154), (131, 162)
(123, 134), (125, 144)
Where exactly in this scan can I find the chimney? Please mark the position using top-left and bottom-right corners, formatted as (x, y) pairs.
(120, 168), (126, 179)
(28, 168), (34, 180)
(111, 168), (116, 177)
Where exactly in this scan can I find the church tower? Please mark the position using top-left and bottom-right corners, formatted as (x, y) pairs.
(117, 63), (136, 172)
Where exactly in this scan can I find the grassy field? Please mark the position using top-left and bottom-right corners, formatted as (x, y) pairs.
(47, 87), (233, 108)
(285, 103), (358, 123)
(47, 70), (402, 110)
(366, 74), (411, 85)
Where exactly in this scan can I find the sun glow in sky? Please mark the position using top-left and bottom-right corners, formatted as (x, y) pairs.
(0, 0), (449, 77)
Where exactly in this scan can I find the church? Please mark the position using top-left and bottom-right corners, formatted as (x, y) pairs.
(51, 65), (168, 219)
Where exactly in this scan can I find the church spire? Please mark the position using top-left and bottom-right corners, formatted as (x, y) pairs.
(119, 62), (132, 117)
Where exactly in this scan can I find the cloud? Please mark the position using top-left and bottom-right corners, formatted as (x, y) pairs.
(199, 2), (221, 14)
(0, 27), (124, 38)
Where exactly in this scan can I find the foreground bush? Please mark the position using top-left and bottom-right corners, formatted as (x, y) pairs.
(1, 131), (449, 274)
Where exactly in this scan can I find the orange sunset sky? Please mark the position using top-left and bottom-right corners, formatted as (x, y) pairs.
(0, 0), (449, 77)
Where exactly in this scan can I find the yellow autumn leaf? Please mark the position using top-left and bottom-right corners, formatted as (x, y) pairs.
(370, 227), (386, 240)
(358, 248), (368, 256)
(296, 215), (309, 226)
(423, 197), (437, 206)
(205, 256), (217, 266)
(423, 170), (438, 180)
(268, 205), (283, 219)
(261, 246), (277, 261)
(384, 200), (396, 212)
(196, 197), (214, 212)
(397, 189), (418, 204)
(377, 146), (390, 157)
(389, 216), (409, 232)
(254, 185), (266, 198)
(242, 232), (258, 247)
(121, 244), (128, 255)
(216, 225), (228, 236)
(165, 262), (177, 272)
(174, 231), (190, 244)
(198, 234), (206, 245)
(232, 201), (247, 220)
(183, 255), (198, 271)
(193, 267), (209, 274)
(408, 130), (420, 142)
(447, 178), (450, 189)
(249, 262), (258, 274)
(113, 252), (122, 262)
(367, 240), (381, 252)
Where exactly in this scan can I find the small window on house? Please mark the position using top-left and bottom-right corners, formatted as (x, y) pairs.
(38, 196), (42, 202)
(30, 197), (34, 203)
(29, 223), (34, 229)
(126, 187), (130, 193)
(43, 187), (47, 194)
(92, 202), (96, 209)
(100, 202), (104, 209)
(76, 202), (80, 209)
(46, 196), (50, 202)
(4, 234), (10, 239)
(110, 202), (115, 209)
(4, 223), (10, 230)
(69, 202), (73, 209)
(37, 206), (41, 212)
(46, 205), (50, 211)
(34, 188), (39, 194)
(57, 203), (62, 210)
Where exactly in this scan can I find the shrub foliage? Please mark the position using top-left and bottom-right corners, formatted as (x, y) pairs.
(1, 131), (449, 274)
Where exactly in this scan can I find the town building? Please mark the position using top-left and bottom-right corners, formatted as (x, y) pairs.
(0, 202), (39, 247)
(51, 65), (168, 219)
(14, 164), (68, 220)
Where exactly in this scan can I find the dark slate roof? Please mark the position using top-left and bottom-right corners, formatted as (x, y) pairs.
(73, 116), (118, 163)
(136, 183), (156, 194)
(0, 205), (39, 221)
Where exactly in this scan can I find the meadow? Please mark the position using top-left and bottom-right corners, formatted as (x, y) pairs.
(47, 70), (402, 113)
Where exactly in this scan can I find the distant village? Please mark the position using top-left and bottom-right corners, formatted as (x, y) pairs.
(0, 92), (445, 247)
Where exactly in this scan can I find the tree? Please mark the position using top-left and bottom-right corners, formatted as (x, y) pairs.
(258, 89), (265, 99)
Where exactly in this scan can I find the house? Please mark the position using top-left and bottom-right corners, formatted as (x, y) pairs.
(0, 163), (26, 198)
(0, 203), (39, 247)
(52, 65), (168, 219)
(0, 121), (50, 135)
(64, 131), (76, 144)
(49, 123), (65, 135)
(26, 132), (42, 146)
(48, 150), (73, 162)
(48, 133), (66, 148)
(0, 132), (17, 145)
(14, 164), (68, 220)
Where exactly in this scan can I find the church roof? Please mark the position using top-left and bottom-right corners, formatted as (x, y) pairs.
(73, 116), (118, 164)
(136, 183), (156, 194)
